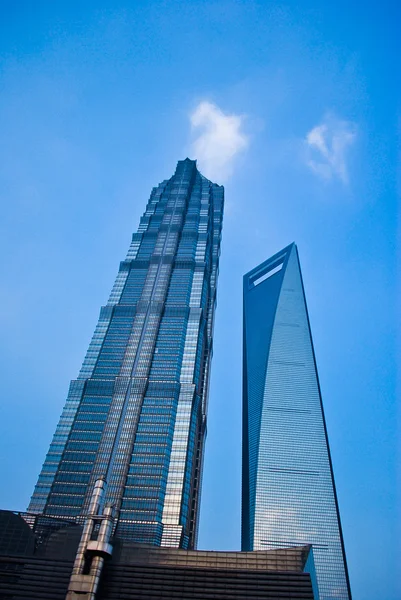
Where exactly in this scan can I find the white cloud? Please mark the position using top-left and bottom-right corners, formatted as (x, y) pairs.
(190, 101), (248, 182)
(305, 114), (356, 184)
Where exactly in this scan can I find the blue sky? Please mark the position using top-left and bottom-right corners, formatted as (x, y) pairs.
(0, 2), (398, 598)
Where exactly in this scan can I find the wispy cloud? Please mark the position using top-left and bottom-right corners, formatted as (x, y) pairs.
(190, 101), (248, 182)
(305, 114), (356, 184)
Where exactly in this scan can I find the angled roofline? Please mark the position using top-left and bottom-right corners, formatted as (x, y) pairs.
(244, 242), (296, 281)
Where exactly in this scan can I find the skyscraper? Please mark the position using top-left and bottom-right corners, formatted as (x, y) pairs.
(242, 243), (352, 600)
(29, 158), (224, 550)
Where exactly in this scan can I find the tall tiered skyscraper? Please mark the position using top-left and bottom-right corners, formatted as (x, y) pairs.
(29, 158), (224, 550)
(242, 243), (351, 600)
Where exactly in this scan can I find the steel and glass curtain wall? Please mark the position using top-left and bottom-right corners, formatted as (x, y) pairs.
(242, 243), (351, 600)
(29, 158), (224, 550)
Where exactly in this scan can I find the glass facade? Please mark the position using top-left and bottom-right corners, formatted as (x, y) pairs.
(242, 243), (352, 600)
(29, 158), (224, 550)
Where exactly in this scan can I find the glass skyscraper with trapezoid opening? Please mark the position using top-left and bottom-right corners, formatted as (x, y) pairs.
(242, 243), (352, 600)
(29, 158), (224, 550)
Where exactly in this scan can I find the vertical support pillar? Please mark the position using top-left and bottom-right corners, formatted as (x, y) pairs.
(66, 478), (114, 600)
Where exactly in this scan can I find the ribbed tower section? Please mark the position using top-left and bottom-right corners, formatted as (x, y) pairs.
(242, 243), (352, 600)
(29, 159), (224, 550)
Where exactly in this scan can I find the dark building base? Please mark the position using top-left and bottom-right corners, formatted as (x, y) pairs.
(0, 511), (317, 599)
